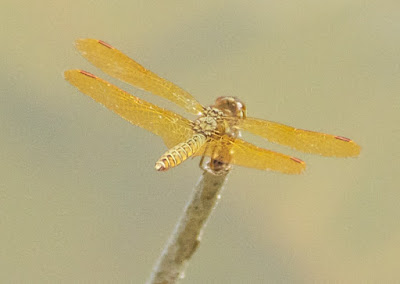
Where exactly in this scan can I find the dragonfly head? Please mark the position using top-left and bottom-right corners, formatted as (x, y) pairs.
(214, 96), (247, 119)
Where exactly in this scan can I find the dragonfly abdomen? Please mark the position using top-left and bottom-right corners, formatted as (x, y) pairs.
(155, 134), (207, 171)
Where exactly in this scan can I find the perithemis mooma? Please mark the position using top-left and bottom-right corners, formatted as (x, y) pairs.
(64, 39), (360, 174)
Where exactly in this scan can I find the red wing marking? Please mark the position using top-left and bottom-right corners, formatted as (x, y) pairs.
(334, 136), (352, 142)
(290, 157), (305, 164)
(79, 70), (96, 78)
(98, 40), (113, 49)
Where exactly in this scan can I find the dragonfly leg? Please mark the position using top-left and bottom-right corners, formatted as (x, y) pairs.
(199, 144), (211, 172)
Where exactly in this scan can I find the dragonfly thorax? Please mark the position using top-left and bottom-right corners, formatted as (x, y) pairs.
(193, 107), (224, 136)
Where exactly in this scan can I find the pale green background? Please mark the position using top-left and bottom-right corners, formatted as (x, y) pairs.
(1, 0), (399, 283)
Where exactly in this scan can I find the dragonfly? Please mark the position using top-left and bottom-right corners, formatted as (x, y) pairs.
(64, 39), (360, 174)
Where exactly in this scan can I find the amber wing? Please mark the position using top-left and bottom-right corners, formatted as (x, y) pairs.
(64, 70), (195, 149)
(74, 39), (204, 115)
(196, 135), (306, 174)
(239, 117), (360, 157)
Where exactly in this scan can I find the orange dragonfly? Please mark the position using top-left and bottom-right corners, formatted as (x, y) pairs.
(64, 39), (360, 174)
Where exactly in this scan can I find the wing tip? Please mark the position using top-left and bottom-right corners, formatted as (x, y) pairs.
(334, 136), (361, 157)
(74, 38), (89, 48)
(351, 144), (361, 157)
(63, 69), (77, 80)
(75, 38), (114, 50)
(74, 38), (98, 52)
(288, 156), (306, 174)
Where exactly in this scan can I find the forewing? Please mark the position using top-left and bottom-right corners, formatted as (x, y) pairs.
(64, 70), (195, 148)
(196, 136), (306, 174)
(239, 117), (361, 157)
(74, 39), (204, 115)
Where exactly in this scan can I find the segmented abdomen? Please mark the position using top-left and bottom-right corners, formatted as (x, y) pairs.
(155, 134), (207, 171)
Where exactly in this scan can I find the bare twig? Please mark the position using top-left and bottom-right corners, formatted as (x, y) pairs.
(147, 169), (230, 284)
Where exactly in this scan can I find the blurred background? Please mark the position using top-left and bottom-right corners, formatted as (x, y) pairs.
(1, 0), (399, 282)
